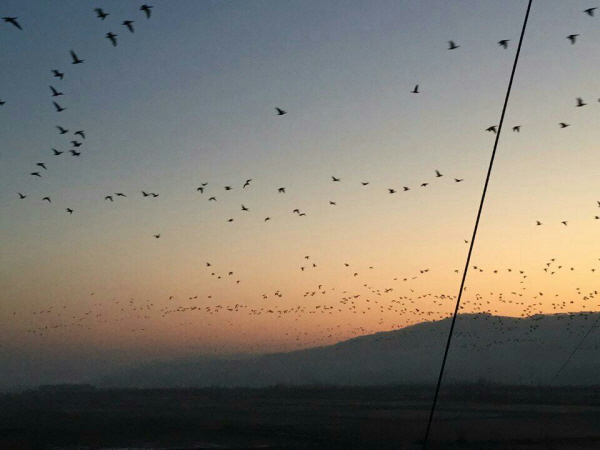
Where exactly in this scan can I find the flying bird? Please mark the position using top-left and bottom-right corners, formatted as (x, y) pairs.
(18, 193), (26, 199)
(53, 101), (65, 112)
(123, 20), (135, 33)
(154, 234), (161, 239)
(36, 163), (47, 170)
(115, 193), (126, 197)
(105, 196), (113, 202)
(56, 126), (69, 134)
(31, 172), (41, 177)
(361, 182), (370, 186)
(275, 107), (287, 115)
(2, 17), (22, 30)
(74, 130), (86, 139)
(278, 187), (286, 193)
(498, 39), (510, 49)
(51, 70), (64, 80)
(94, 8), (109, 20)
(486, 126), (497, 133)
(562, 221), (568, 226)
(243, 179), (252, 188)
(140, 4), (153, 18)
(403, 186), (410, 191)
(241, 204), (249, 211)
(42, 197), (51, 203)
(559, 122), (570, 128)
(435, 170), (443, 177)
(567, 34), (579, 44)
(576, 97), (586, 107)
(448, 40), (459, 50)
(411, 85), (419, 94)
(50, 86), (63, 97)
(512, 126), (521, 132)
(332, 176), (341, 182)
(209, 197), (216, 201)
(388, 189), (396, 194)
(69, 150), (81, 156)
(66, 208), (73, 214)
(421, 183), (429, 187)
(584, 7), (597, 16)
(70, 50), (84, 64)
(71, 141), (81, 147)
(454, 178), (463, 182)
(106, 32), (118, 47)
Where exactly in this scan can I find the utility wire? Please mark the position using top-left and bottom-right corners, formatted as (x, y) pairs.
(550, 313), (600, 385)
(421, 1), (534, 448)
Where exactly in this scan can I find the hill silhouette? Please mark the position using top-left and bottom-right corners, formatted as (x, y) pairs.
(98, 312), (600, 388)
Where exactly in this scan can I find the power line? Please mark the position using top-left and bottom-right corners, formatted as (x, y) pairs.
(550, 313), (600, 385)
(420, 1), (534, 448)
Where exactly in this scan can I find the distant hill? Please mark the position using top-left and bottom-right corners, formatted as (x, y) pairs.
(98, 312), (600, 388)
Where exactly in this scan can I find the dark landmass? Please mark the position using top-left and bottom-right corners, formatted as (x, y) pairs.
(1, 384), (600, 449)
(98, 313), (600, 389)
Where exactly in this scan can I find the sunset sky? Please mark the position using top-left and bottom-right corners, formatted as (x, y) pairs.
(1, 0), (600, 388)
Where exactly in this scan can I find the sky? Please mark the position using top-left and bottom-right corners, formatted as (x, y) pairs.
(1, 0), (600, 389)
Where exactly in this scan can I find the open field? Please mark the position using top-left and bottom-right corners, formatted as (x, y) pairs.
(1, 385), (600, 449)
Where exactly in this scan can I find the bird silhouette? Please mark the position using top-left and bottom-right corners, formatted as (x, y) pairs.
(332, 176), (341, 182)
(106, 32), (118, 47)
(115, 193), (126, 197)
(56, 126), (69, 134)
(448, 40), (459, 50)
(559, 122), (570, 128)
(74, 130), (86, 139)
(454, 178), (464, 182)
(275, 107), (287, 115)
(70, 50), (84, 64)
(435, 170), (443, 177)
(69, 150), (81, 156)
(18, 193), (26, 199)
(411, 85), (419, 94)
(584, 7), (597, 16)
(403, 186), (410, 191)
(209, 197), (216, 201)
(278, 187), (286, 193)
(388, 189), (396, 194)
(498, 39), (510, 49)
(567, 34), (579, 44)
(576, 97), (586, 107)
(486, 126), (497, 133)
(361, 182), (370, 186)
(0, 99), (5, 106)
(105, 196), (114, 202)
(123, 20), (135, 33)
(562, 221), (568, 226)
(243, 179), (252, 188)
(140, 4), (153, 19)
(329, 201), (337, 205)
(51, 70), (64, 80)
(3, 17), (22, 30)
(66, 208), (73, 214)
(50, 86), (63, 97)
(154, 233), (161, 238)
(421, 183), (429, 187)
(536, 221), (542, 226)
(53, 101), (66, 112)
(94, 8), (109, 20)
(31, 172), (41, 178)
(42, 197), (51, 203)
(241, 204), (249, 211)
(36, 163), (47, 170)
(71, 141), (82, 147)
(512, 126), (521, 132)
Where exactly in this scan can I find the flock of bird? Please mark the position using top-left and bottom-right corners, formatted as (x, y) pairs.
(3, 4), (600, 364)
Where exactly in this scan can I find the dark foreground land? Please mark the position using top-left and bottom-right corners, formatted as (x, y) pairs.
(1, 384), (600, 450)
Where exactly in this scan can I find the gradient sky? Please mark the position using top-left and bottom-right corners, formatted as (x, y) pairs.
(1, 0), (600, 388)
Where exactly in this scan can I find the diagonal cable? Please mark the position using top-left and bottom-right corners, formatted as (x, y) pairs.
(421, 1), (534, 448)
